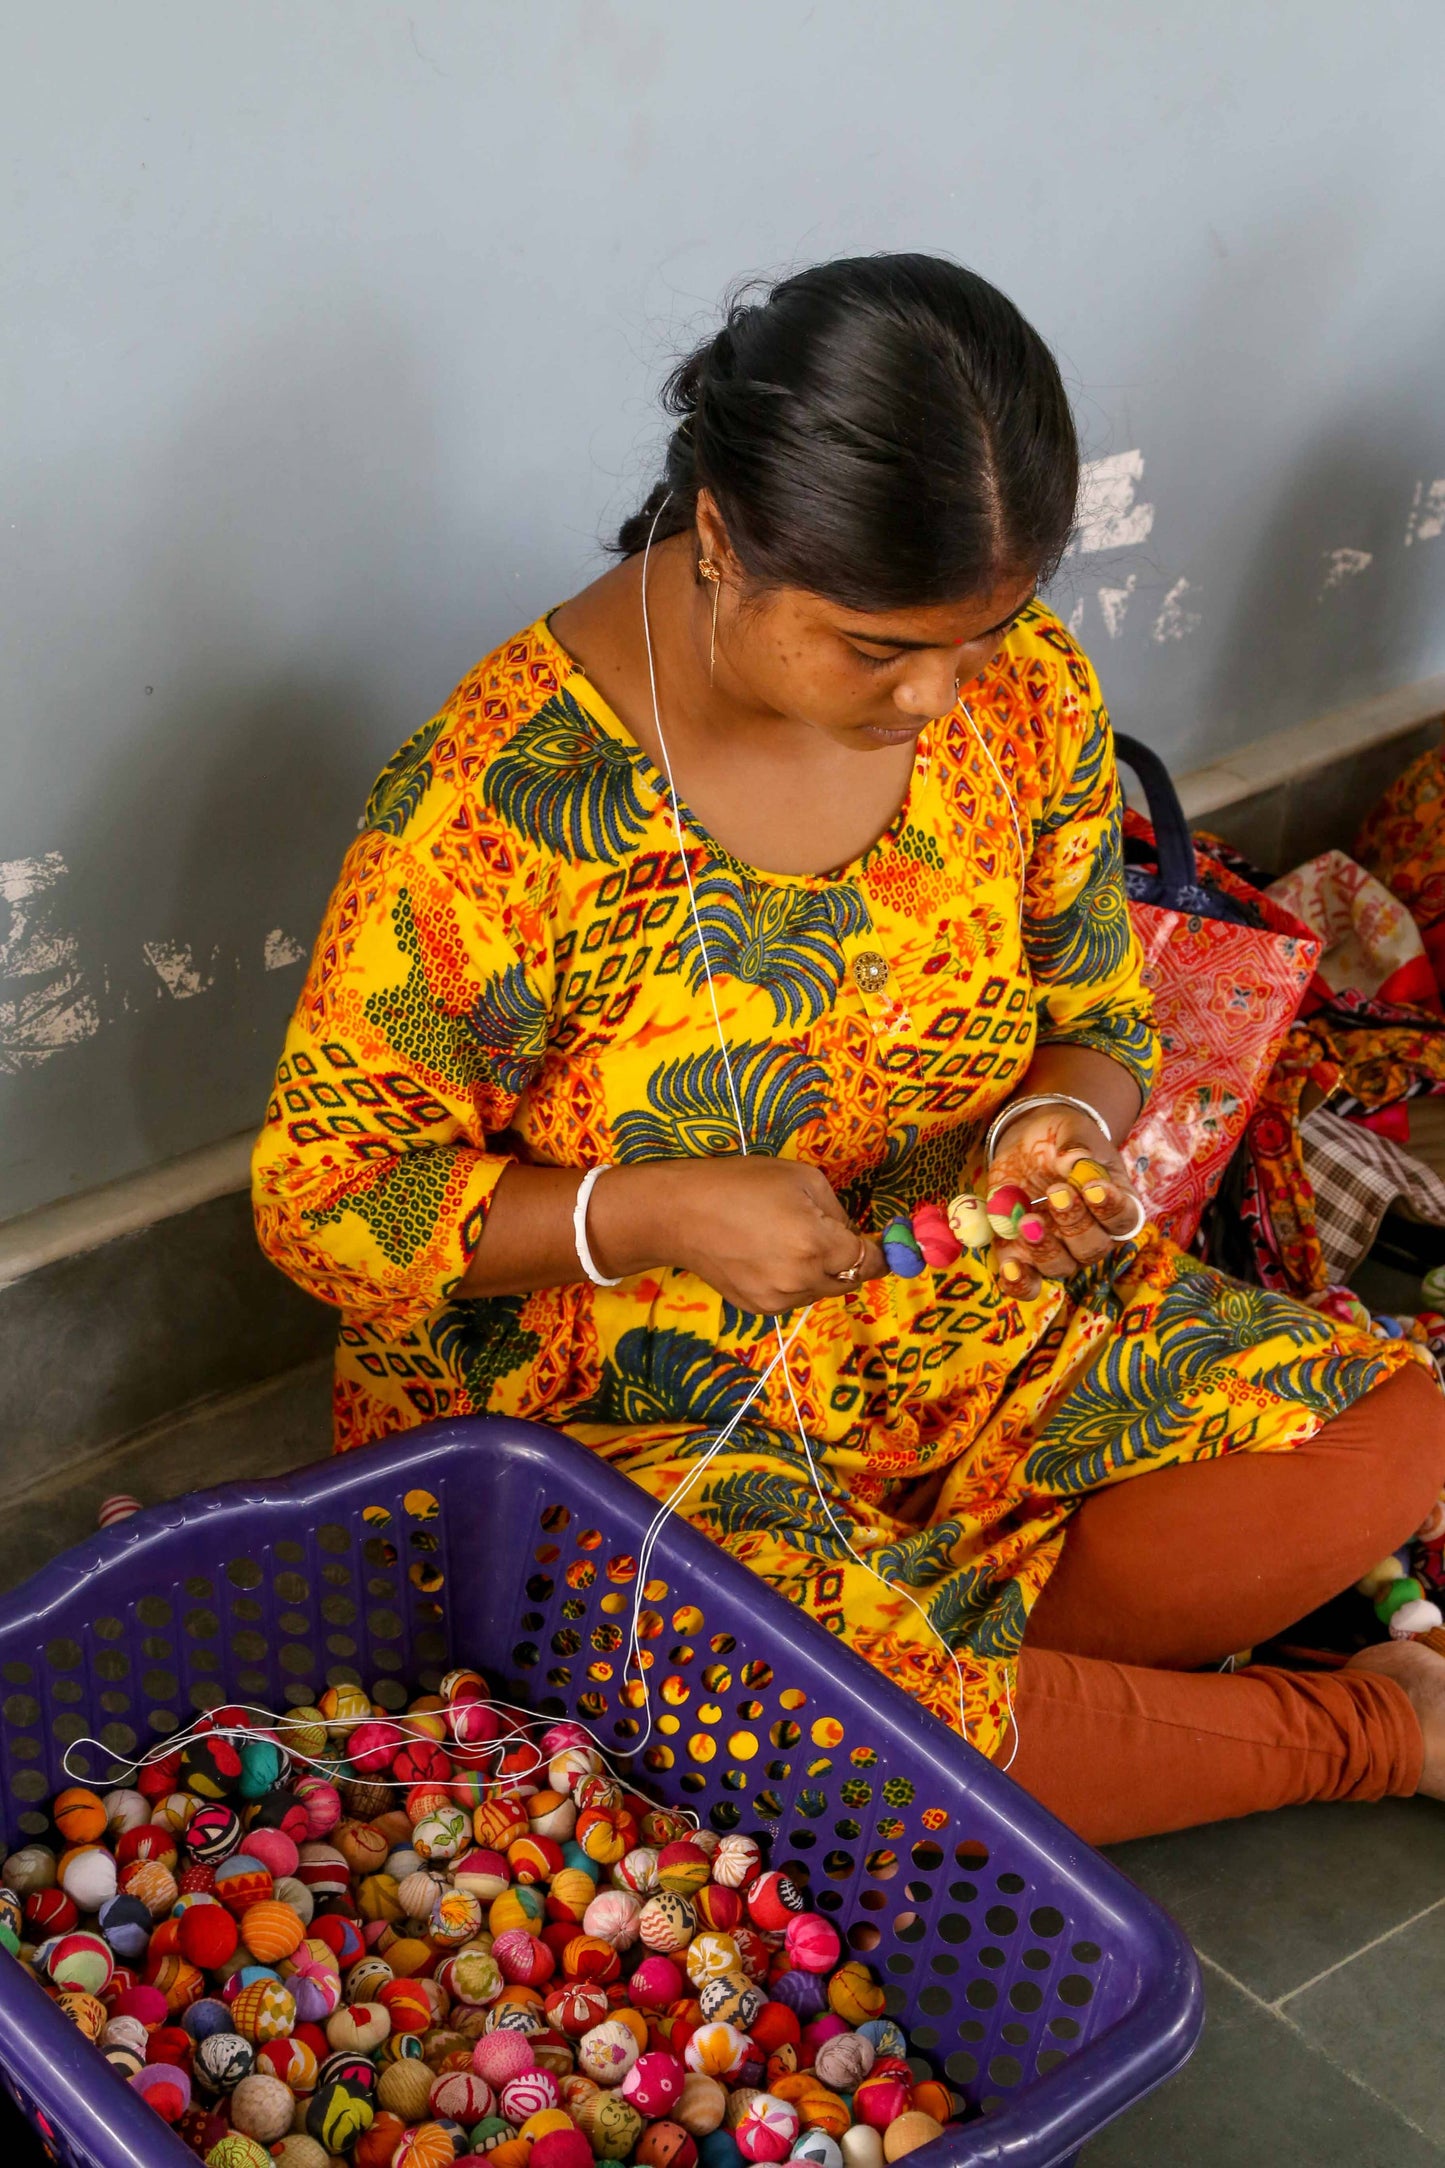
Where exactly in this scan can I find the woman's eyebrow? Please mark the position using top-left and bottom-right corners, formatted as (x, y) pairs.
(842, 601), (1034, 650)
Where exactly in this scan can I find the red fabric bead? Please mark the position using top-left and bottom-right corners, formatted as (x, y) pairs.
(178, 1903), (239, 1971)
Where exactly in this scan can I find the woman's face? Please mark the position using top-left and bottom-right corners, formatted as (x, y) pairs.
(696, 495), (1038, 751)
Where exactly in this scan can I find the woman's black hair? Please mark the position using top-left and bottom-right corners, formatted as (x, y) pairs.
(615, 253), (1078, 611)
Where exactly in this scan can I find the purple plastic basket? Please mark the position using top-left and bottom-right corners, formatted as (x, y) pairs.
(0, 1416), (1200, 2166)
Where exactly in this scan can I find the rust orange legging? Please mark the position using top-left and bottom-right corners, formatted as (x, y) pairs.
(1008, 1363), (1445, 1844)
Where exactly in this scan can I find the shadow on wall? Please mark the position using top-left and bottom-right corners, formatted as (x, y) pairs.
(1046, 202), (1445, 773)
(1193, 214), (1445, 746)
(1203, 395), (1445, 703)
(3, 292), (502, 1209)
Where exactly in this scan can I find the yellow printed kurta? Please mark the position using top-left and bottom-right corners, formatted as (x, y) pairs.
(253, 607), (1402, 1756)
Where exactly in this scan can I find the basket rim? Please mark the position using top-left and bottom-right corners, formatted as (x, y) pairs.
(0, 1413), (1203, 2167)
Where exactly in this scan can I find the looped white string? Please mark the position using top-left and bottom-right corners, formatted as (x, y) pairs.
(635, 501), (981, 1750)
(59, 1696), (700, 1827)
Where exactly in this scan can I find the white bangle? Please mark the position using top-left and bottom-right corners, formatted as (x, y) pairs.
(573, 1165), (621, 1288)
(985, 1092), (1113, 1163)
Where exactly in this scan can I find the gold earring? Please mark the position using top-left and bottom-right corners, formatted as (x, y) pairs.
(699, 558), (722, 681)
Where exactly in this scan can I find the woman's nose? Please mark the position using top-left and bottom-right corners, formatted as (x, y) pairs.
(893, 656), (960, 719)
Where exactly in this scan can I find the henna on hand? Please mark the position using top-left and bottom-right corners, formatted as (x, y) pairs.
(986, 1107), (1145, 1291)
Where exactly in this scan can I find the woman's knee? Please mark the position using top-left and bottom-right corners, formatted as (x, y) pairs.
(1350, 1360), (1445, 1533)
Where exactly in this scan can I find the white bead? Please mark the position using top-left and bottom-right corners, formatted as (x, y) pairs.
(1388, 1598), (1443, 1639)
(842, 2128), (885, 2168)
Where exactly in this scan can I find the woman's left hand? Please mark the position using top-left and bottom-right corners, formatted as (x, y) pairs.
(984, 1102), (1145, 1299)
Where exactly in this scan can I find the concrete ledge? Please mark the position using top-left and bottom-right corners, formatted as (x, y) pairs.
(0, 1130), (253, 1291)
(1176, 672), (1445, 821)
(0, 1186), (334, 1482)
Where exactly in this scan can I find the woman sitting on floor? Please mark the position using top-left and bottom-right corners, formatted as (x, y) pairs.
(254, 252), (1445, 1843)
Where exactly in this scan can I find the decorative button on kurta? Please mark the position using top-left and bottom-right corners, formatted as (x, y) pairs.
(852, 951), (890, 995)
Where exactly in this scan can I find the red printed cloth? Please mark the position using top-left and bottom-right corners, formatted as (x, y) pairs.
(1240, 1002), (1445, 1295)
(1122, 905), (1319, 1249)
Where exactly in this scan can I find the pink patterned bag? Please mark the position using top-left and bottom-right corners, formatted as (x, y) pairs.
(1114, 736), (1319, 1247)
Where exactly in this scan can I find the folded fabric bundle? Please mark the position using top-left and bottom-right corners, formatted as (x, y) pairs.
(1300, 1105), (1445, 1283)
(1267, 849), (1440, 1014)
(1357, 742), (1445, 999)
(1230, 995), (1445, 1295)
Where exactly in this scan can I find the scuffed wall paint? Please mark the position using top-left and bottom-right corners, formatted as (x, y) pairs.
(142, 940), (218, 1000)
(1406, 482), (1445, 546)
(263, 929), (306, 971)
(1098, 576), (1138, 638)
(1152, 579), (1202, 644)
(1073, 451), (1156, 555)
(1320, 548), (1374, 594)
(0, 856), (99, 1075)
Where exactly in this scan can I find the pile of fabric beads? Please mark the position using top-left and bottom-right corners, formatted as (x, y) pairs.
(5, 1671), (965, 2168)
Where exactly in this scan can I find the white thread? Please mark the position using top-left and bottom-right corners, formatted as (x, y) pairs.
(636, 500), (975, 1747)
(60, 1695), (700, 1824)
(639, 514), (748, 1151)
(959, 701), (1029, 938)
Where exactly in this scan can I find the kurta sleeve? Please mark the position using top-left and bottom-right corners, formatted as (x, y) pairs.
(1021, 649), (1160, 1097)
(252, 712), (557, 1336)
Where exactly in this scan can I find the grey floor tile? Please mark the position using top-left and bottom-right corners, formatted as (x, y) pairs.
(1108, 1796), (1445, 2002)
(0, 1357), (331, 1594)
(1084, 1960), (1444, 2165)
(1286, 1899), (1445, 2145)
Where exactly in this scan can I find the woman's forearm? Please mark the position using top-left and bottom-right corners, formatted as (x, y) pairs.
(1007, 1044), (1143, 1148)
(455, 1161), (672, 1298)
(454, 1154), (884, 1312)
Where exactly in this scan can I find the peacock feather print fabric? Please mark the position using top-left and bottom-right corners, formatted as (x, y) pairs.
(253, 607), (1402, 1755)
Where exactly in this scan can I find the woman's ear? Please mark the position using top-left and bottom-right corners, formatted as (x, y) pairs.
(695, 489), (745, 581)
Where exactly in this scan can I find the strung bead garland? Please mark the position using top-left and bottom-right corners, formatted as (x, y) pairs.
(881, 1184), (1040, 1279)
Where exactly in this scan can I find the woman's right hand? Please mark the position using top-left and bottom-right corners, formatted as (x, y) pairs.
(590, 1155), (887, 1314)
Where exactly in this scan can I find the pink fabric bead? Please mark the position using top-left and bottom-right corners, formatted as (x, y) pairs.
(630, 1954), (686, 2009)
(782, 1914), (841, 1974)
(583, 1889), (643, 1949)
(239, 1829), (299, 1882)
(493, 1926), (551, 1984)
(622, 2050), (686, 2117)
(500, 2068), (561, 2123)
(800, 2014), (848, 2062)
(472, 2031), (538, 2085)
(734, 2094), (799, 2164)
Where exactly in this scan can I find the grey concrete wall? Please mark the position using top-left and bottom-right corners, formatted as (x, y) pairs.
(4, 1), (1445, 1221)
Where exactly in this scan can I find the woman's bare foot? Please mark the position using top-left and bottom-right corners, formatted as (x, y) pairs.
(1348, 1640), (1445, 1798)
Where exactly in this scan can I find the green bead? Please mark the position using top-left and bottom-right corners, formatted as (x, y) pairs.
(1377, 1577), (1423, 1622)
(238, 1737), (287, 1799)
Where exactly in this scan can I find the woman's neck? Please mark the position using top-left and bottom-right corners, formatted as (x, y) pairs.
(549, 542), (919, 879)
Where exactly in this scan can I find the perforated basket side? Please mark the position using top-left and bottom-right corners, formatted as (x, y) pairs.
(0, 1417), (1201, 2168)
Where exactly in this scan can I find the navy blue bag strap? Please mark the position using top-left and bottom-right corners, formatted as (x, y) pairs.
(1112, 730), (1259, 925)
(1112, 732), (1200, 904)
